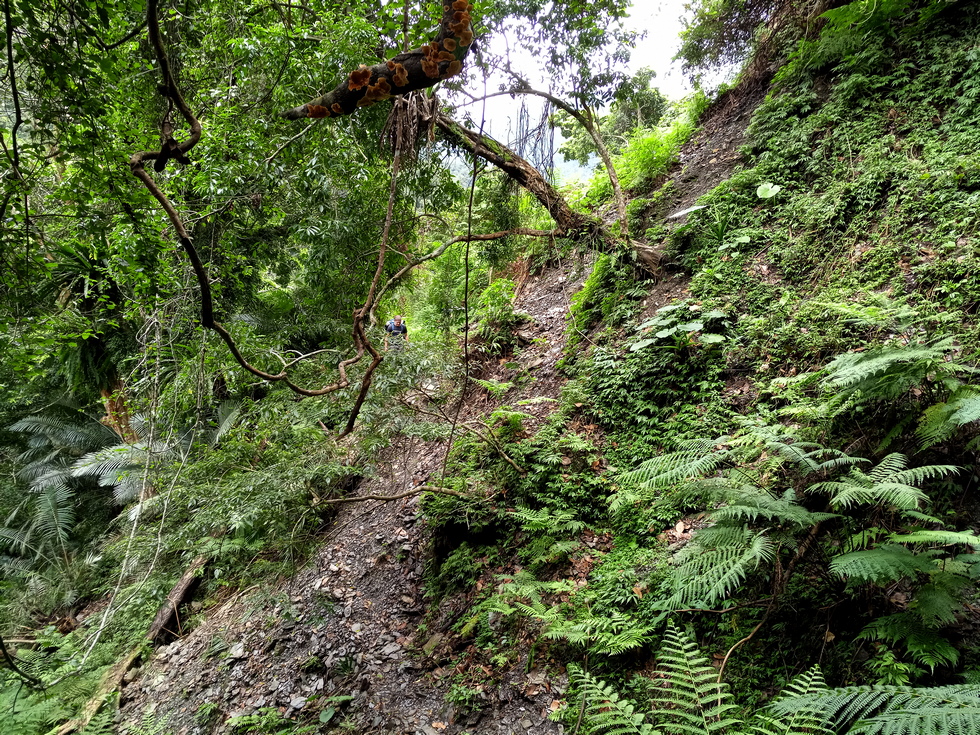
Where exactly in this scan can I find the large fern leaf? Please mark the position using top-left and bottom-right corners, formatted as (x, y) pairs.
(566, 664), (659, 735)
(664, 526), (775, 609)
(749, 665), (833, 735)
(767, 683), (980, 735)
(709, 485), (838, 529)
(808, 454), (954, 511)
(830, 544), (935, 584)
(649, 624), (742, 734)
(917, 388), (980, 449)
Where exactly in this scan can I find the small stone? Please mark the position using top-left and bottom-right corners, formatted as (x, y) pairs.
(228, 643), (245, 659)
(289, 695), (307, 709)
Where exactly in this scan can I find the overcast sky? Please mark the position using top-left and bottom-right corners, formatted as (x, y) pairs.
(461, 0), (693, 176)
(624, 0), (692, 100)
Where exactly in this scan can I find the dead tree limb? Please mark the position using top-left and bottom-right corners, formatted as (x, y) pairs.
(146, 555), (208, 643)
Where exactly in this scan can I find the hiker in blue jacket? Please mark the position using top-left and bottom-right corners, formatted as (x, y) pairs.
(384, 315), (409, 351)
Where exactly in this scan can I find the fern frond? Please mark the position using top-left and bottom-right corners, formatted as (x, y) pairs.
(650, 624), (742, 734)
(619, 440), (729, 490)
(665, 526), (774, 609)
(830, 544), (935, 584)
(888, 530), (980, 547)
(543, 610), (654, 654)
(750, 665), (833, 735)
(858, 613), (959, 668)
(767, 683), (980, 735)
(709, 486), (838, 529)
(917, 388), (980, 449)
(808, 454), (947, 511)
(567, 664), (659, 735)
(512, 506), (585, 533)
(821, 339), (970, 402)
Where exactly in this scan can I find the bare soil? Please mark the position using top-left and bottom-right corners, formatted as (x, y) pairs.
(117, 79), (767, 735)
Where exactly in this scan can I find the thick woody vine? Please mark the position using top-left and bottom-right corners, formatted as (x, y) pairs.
(129, 0), (478, 430)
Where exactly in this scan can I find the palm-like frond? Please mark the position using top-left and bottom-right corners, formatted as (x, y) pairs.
(566, 664), (659, 735)
(767, 683), (980, 735)
(749, 665), (833, 735)
(10, 414), (117, 452)
(663, 526), (774, 609)
(32, 483), (76, 545)
(649, 623), (742, 734)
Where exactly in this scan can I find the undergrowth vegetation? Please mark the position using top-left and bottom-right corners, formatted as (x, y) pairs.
(6, 0), (980, 733)
(418, 0), (980, 727)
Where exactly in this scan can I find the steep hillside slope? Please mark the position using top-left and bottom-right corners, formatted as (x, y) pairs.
(116, 3), (980, 733)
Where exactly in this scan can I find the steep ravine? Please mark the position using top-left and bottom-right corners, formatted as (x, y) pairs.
(117, 84), (764, 735)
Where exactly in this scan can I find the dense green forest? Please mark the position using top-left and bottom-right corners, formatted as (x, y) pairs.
(3, 0), (980, 733)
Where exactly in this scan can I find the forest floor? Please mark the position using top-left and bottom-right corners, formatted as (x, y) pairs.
(116, 82), (764, 735)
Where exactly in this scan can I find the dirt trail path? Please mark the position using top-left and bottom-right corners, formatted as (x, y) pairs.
(118, 82), (765, 735)
(118, 264), (591, 735)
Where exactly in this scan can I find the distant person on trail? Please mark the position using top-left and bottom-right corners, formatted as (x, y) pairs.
(384, 315), (409, 351)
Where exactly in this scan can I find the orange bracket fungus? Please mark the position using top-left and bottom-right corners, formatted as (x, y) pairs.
(281, 1), (474, 120)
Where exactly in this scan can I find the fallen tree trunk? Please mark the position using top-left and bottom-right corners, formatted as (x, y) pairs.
(146, 555), (207, 642)
(434, 113), (664, 272)
(434, 112), (602, 241)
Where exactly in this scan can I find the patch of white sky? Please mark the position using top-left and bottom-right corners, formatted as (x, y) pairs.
(447, 0), (693, 179)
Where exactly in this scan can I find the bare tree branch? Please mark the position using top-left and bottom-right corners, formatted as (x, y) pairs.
(316, 484), (475, 504)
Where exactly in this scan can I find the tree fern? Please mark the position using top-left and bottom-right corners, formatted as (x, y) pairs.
(917, 387), (980, 449)
(808, 454), (955, 512)
(649, 623), (742, 734)
(830, 544), (936, 584)
(858, 612), (959, 669)
(565, 665), (660, 735)
(708, 485), (837, 529)
(767, 683), (980, 735)
(821, 338), (975, 403)
(613, 439), (731, 511)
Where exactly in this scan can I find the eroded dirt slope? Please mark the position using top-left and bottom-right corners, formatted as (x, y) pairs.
(118, 83), (765, 735)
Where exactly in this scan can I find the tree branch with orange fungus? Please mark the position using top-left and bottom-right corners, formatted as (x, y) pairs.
(280, 0), (475, 120)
